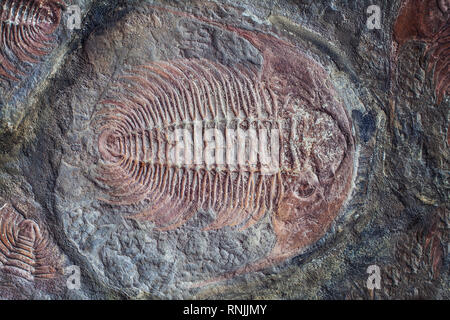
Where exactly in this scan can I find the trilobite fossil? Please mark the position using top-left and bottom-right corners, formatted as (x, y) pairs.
(0, 0), (64, 81)
(0, 203), (61, 281)
(94, 21), (355, 278)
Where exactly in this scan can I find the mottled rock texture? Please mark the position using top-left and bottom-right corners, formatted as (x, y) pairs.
(0, 0), (448, 299)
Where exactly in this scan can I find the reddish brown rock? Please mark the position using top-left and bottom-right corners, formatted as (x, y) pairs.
(394, 0), (449, 104)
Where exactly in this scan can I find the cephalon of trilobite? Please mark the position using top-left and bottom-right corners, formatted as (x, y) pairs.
(93, 18), (355, 279)
(0, 203), (60, 281)
(0, 0), (64, 82)
(394, 0), (449, 104)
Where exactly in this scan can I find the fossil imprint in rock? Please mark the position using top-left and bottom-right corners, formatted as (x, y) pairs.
(0, 203), (61, 281)
(0, 0), (64, 82)
(94, 24), (355, 279)
(394, 0), (449, 104)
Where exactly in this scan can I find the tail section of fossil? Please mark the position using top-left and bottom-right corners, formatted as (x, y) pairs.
(0, 0), (64, 81)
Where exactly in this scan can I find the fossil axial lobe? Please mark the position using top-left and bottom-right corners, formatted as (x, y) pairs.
(0, 0), (64, 81)
(0, 203), (60, 281)
(95, 28), (354, 276)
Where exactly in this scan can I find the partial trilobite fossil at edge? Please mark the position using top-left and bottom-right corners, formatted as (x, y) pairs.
(0, 0), (64, 82)
(94, 23), (355, 282)
(393, 0), (449, 104)
(0, 203), (61, 281)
